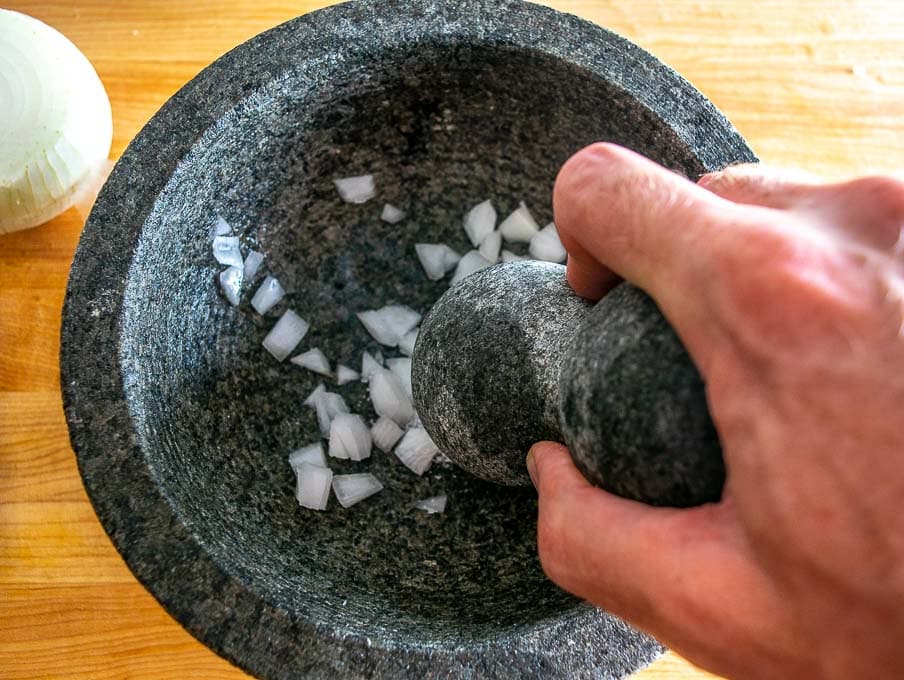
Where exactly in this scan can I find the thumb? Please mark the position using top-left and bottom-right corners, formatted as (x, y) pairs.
(526, 441), (793, 675)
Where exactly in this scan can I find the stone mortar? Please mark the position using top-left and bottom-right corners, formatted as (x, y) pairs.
(60, 0), (754, 677)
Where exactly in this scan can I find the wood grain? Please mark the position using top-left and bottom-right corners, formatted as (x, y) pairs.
(0, 1), (900, 678)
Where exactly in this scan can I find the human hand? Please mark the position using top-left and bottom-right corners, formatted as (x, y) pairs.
(531, 143), (904, 679)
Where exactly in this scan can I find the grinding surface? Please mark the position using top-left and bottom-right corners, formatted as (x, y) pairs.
(60, 0), (753, 677)
(414, 262), (591, 485)
(559, 285), (726, 507)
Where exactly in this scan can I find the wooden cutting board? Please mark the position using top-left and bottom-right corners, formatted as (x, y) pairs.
(1, 1), (901, 678)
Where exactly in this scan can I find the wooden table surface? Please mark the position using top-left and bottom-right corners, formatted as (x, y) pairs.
(1, 1), (901, 678)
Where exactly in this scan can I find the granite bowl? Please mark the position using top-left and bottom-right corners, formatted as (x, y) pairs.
(61, 1), (754, 677)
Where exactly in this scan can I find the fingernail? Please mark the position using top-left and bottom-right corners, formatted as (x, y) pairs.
(526, 446), (539, 489)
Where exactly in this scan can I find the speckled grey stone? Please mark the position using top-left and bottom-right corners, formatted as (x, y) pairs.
(60, 0), (753, 678)
(413, 264), (725, 507)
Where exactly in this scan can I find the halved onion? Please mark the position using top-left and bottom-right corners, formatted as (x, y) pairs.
(332, 473), (384, 508)
(0, 10), (113, 234)
(262, 310), (309, 361)
(251, 275), (285, 315)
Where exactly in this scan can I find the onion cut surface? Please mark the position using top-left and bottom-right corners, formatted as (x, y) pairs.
(296, 463), (333, 511)
(262, 310), (309, 361)
(332, 473), (384, 508)
(251, 275), (286, 315)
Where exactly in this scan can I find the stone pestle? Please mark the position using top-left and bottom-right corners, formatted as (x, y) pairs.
(412, 260), (726, 507)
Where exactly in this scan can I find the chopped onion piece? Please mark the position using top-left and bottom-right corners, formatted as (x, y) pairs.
(450, 250), (493, 286)
(501, 250), (527, 263)
(218, 265), (243, 306)
(371, 416), (404, 453)
(478, 231), (502, 263)
(413, 494), (447, 514)
(386, 357), (412, 397)
(314, 391), (349, 438)
(332, 473), (384, 508)
(394, 427), (439, 475)
(329, 413), (372, 461)
(262, 310), (309, 361)
(289, 442), (327, 469)
(398, 327), (419, 357)
(369, 368), (415, 426)
(361, 351), (383, 383)
(212, 235), (243, 268)
(296, 463), (333, 511)
(336, 364), (360, 385)
(529, 222), (567, 263)
(499, 201), (541, 243)
(303, 383), (326, 408)
(334, 175), (376, 204)
(357, 304), (421, 347)
(251, 275), (285, 315)
(463, 199), (497, 246)
(213, 216), (231, 236)
(243, 250), (264, 281)
(380, 203), (406, 223)
(415, 243), (461, 281)
(374, 350), (385, 365)
(291, 347), (332, 376)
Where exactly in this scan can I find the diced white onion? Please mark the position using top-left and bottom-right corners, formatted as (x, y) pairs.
(251, 275), (285, 315)
(332, 473), (384, 508)
(0, 10), (113, 234)
(369, 368), (415, 426)
(336, 364), (360, 385)
(371, 416), (404, 453)
(334, 175), (376, 204)
(357, 304), (421, 347)
(212, 235), (243, 268)
(313, 391), (349, 438)
(329, 413), (373, 461)
(478, 231), (502, 263)
(262, 310), (309, 361)
(499, 202), (541, 243)
(413, 494), (447, 514)
(213, 216), (231, 236)
(393, 427), (439, 475)
(289, 442), (327, 469)
(218, 265), (243, 306)
(380, 203), (406, 224)
(529, 222), (567, 263)
(360, 350), (383, 383)
(450, 250), (493, 286)
(415, 243), (461, 281)
(303, 383), (326, 408)
(296, 463), (333, 511)
(386, 357), (412, 398)
(501, 250), (527, 263)
(398, 327), (419, 357)
(463, 199), (497, 246)
(291, 347), (332, 376)
(243, 250), (264, 281)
